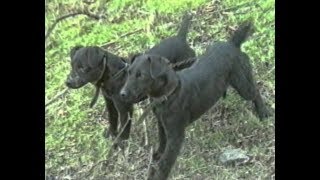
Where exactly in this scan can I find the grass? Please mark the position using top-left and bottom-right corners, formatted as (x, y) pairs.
(45, 0), (275, 179)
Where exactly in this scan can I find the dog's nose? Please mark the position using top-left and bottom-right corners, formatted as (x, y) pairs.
(65, 80), (74, 88)
(65, 80), (71, 87)
(120, 89), (128, 98)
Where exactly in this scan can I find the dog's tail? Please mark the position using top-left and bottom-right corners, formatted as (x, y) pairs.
(230, 20), (253, 48)
(177, 12), (193, 40)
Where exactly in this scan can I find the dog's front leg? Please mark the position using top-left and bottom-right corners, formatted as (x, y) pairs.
(148, 118), (185, 180)
(153, 117), (167, 161)
(103, 97), (118, 139)
(114, 100), (132, 141)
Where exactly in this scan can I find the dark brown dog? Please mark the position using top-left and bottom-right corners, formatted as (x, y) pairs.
(65, 46), (133, 140)
(65, 12), (196, 141)
(120, 21), (271, 179)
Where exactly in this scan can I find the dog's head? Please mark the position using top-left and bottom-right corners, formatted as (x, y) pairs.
(65, 46), (107, 89)
(120, 54), (175, 103)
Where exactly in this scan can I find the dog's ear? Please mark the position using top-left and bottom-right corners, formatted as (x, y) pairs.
(148, 56), (170, 79)
(129, 53), (142, 64)
(87, 47), (106, 68)
(70, 45), (83, 59)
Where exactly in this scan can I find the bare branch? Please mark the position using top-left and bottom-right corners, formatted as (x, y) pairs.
(145, 147), (154, 180)
(83, 0), (96, 5)
(143, 119), (149, 146)
(45, 9), (105, 41)
(45, 88), (69, 107)
(99, 28), (144, 48)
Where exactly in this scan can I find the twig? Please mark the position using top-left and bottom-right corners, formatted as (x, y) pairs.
(99, 21), (184, 50)
(143, 117), (149, 146)
(145, 147), (154, 180)
(77, 150), (121, 178)
(201, 1), (258, 21)
(215, 1), (258, 14)
(99, 28), (144, 48)
(83, 0), (96, 5)
(45, 88), (69, 107)
(137, 102), (150, 147)
(45, 9), (104, 41)
(267, 66), (275, 75)
(260, 65), (275, 80)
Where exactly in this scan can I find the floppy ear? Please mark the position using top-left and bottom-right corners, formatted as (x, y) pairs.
(148, 56), (170, 79)
(129, 53), (142, 64)
(70, 45), (83, 59)
(87, 47), (106, 68)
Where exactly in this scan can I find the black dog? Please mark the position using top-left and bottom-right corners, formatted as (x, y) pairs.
(120, 21), (271, 179)
(65, 12), (196, 141)
(66, 46), (133, 140)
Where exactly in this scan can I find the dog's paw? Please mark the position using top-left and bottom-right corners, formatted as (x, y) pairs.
(115, 139), (129, 150)
(147, 165), (157, 180)
(103, 128), (117, 139)
(257, 106), (273, 120)
(119, 132), (130, 141)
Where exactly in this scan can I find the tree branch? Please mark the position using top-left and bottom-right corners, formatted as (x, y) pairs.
(45, 9), (105, 41)
(45, 88), (69, 107)
(99, 28), (144, 48)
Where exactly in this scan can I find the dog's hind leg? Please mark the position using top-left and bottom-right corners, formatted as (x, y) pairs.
(230, 53), (271, 120)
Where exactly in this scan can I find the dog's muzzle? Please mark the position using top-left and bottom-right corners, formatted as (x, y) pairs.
(65, 74), (87, 89)
(120, 87), (145, 103)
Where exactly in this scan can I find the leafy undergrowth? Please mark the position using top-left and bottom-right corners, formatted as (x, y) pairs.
(45, 0), (275, 179)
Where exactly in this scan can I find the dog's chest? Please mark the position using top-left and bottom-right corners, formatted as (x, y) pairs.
(152, 101), (177, 121)
(100, 85), (114, 98)
(100, 78), (122, 97)
(153, 107), (167, 124)
(153, 106), (165, 116)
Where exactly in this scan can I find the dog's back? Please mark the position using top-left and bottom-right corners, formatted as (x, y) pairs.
(147, 12), (195, 63)
(177, 21), (253, 120)
(182, 21), (253, 81)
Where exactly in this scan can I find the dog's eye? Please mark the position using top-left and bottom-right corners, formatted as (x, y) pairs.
(78, 64), (83, 69)
(83, 67), (90, 73)
(78, 65), (90, 73)
(136, 71), (141, 78)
